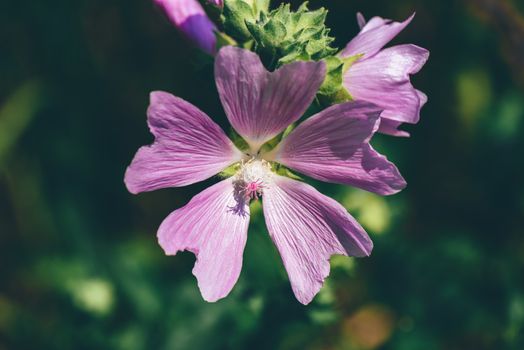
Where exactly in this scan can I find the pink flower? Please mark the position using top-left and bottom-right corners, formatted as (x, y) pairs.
(125, 47), (406, 304)
(341, 13), (429, 137)
(154, 0), (218, 55)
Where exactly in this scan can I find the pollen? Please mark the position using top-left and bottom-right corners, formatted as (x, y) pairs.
(234, 158), (273, 201)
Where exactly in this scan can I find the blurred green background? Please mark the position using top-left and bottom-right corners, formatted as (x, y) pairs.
(1, 0), (524, 349)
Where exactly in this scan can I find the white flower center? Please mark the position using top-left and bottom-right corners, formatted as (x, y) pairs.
(233, 158), (273, 201)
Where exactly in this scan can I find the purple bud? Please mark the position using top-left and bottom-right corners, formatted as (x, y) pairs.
(154, 0), (217, 55)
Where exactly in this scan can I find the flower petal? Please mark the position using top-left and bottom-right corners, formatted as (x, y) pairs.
(269, 101), (406, 195)
(341, 13), (415, 59)
(158, 178), (250, 302)
(343, 44), (429, 124)
(154, 0), (217, 54)
(125, 91), (243, 194)
(215, 46), (326, 149)
(356, 12), (366, 30)
(378, 119), (410, 137)
(262, 175), (372, 305)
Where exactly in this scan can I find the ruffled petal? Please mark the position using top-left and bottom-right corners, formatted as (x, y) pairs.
(215, 46), (326, 150)
(154, 0), (217, 54)
(268, 101), (406, 195)
(341, 13), (415, 59)
(262, 175), (373, 305)
(125, 91), (243, 194)
(158, 178), (250, 302)
(343, 44), (429, 124)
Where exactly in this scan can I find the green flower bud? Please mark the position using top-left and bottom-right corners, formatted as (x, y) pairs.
(223, 0), (270, 41)
(245, 2), (337, 69)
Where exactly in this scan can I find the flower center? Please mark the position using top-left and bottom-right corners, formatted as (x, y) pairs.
(233, 158), (273, 201)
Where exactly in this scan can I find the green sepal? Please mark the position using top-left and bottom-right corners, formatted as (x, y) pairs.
(318, 87), (353, 105)
(317, 53), (363, 105)
(319, 56), (344, 96)
(256, 122), (296, 157)
(251, 0), (270, 14)
(259, 134), (282, 155)
(275, 166), (303, 181)
(218, 162), (241, 178)
(219, 126), (249, 179)
(223, 0), (268, 42)
(215, 31), (238, 52)
(317, 55), (353, 105)
(229, 128), (250, 152)
(281, 123), (295, 139)
(341, 53), (363, 73)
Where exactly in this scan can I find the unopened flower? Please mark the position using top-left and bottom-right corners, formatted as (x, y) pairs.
(341, 13), (429, 136)
(125, 47), (406, 304)
(154, 0), (218, 54)
(207, 0), (223, 7)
